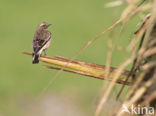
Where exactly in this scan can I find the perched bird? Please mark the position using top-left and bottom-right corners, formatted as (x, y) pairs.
(32, 22), (51, 64)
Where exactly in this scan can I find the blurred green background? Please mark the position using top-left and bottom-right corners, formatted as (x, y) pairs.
(0, 0), (138, 116)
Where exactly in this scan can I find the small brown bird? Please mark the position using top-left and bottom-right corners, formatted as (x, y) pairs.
(32, 22), (51, 64)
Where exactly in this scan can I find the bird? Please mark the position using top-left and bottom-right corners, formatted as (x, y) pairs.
(32, 22), (51, 64)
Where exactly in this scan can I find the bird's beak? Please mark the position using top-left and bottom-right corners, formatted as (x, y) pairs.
(48, 24), (52, 27)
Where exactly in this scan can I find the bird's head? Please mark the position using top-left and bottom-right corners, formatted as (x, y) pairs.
(39, 22), (51, 29)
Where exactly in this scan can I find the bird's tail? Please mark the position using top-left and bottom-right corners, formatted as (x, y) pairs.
(32, 53), (40, 64)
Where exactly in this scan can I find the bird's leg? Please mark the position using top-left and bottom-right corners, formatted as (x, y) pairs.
(43, 50), (47, 56)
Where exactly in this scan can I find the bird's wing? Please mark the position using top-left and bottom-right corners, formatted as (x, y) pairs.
(33, 33), (51, 54)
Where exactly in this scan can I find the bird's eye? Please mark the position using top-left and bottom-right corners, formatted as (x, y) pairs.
(43, 25), (48, 28)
